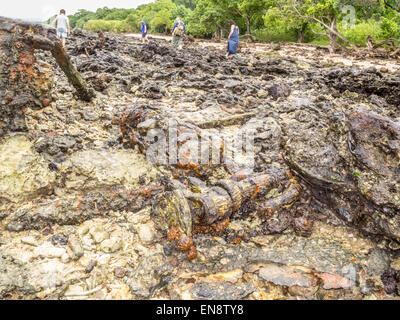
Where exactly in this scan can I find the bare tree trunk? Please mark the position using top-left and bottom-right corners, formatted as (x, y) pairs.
(384, 0), (400, 13)
(246, 15), (251, 36)
(245, 15), (254, 42)
(328, 17), (338, 53)
(297, 24), (307, 43)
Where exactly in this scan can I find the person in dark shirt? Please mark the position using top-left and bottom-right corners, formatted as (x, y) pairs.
(140, 19), (149, 43)
(172, 17), (186, 50)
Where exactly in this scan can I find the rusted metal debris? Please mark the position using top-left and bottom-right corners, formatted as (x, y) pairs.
(152, 173), (300, 237)
(1, 16), (94, 101)
(0, 16), (94, 136)
(119, 104), (301, 258)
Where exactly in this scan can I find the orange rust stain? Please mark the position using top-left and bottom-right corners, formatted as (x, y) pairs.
(129, 130), (138, 145)
(253, 185), (261, 200)
(232, 171), (248, 181)
(194, 218), (231, 235)
(167, 226), (198, 261)
(167, 226), (181, 241)
(17, 50), (35, 82)
(177, 236), (194, 251)
(232, 237), (242, 245)
(193, 225), (209, 234)
(9, 68), (18, 83)
(177, 160), (200, 172)
(120, 112), (129, 135)
(137, 186), (154, 198)
(186, 246), (198, 261)
(212, 217), (230, 233)
(111, 117), (121, 125)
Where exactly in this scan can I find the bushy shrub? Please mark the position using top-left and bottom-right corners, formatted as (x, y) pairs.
(84, 20), (131, 33)
(380, 15), (400, 39)
(253, 28), (297, 43)
(339, 19), (382, 46)
(125, 12), (141, 32)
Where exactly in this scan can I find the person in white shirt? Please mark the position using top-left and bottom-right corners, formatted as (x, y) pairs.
(56, 9), (70, 49)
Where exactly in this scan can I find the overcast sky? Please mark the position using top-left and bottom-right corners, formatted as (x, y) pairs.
(0, 0), (155, 21)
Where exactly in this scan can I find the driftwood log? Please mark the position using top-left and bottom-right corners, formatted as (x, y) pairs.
(0, 16), (94, 136)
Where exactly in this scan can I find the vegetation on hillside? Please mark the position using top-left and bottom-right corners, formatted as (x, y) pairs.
(49, 0), (400, 48)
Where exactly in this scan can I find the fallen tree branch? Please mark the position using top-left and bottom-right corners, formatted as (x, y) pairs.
(366, 35), (400, 49)
(291, 5), (359, 51)
(384, 0), (400, 13)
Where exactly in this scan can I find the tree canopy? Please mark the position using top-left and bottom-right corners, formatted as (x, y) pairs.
(62, 0), (400, 48)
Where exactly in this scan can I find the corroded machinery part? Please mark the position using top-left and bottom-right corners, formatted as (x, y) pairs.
(152, 173), (300, 239)
(256, 180), (301, 214)
(119, 104), (258, 175)
(152, 189), (193, 236)
(0, 16), (94, 119)
(1, 20), (52, 135)
(188, 186), (233, 225)
(216, 179), (243, 211)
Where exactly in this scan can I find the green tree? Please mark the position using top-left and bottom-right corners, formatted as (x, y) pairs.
(209, 0), (268, 39)
(125, 12), (141, 32)
(65, 0), (400, 44)
(104, 9), (134, 21)
(173, 0), (197, 9)
(281, 0), (363, 51)
(153, 9), (174, 33)
(68, 9), (97, 28)
(187, 0), (226, 37)
(264, 0), (309, 42)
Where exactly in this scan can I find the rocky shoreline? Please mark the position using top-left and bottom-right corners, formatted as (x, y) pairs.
(0, 26), (399, 300)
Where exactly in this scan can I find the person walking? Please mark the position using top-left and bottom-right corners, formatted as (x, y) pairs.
(140, 19), (149, 43)
(172, 17), (186, 50)
(56, 9), (70, 49)
(226, 20), (239, 57)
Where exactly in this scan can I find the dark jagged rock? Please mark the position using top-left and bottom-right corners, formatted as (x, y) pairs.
(286, 108), (400, 242)
(4, 185), (161, 232)
(268, 82), (291, 100)
(318, 67), (400, 107)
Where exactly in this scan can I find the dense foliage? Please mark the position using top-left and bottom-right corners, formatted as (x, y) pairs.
(57, 0), (400, 46)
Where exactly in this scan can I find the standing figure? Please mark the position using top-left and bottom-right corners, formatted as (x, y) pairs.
(56, 9), (70, 49)
(140, 19), (149, 43)
(172, 17), (186, 50)
(226, 20), (239, 57)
